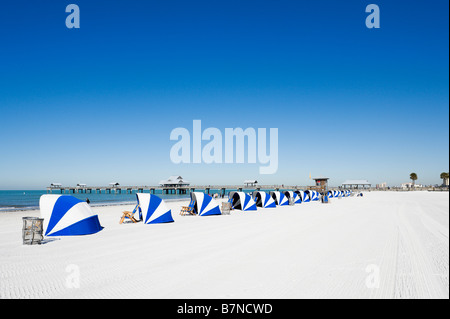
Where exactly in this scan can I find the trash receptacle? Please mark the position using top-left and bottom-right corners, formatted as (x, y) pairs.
(221, 202), (231, 215)
(288, 197), (295, 206)
(321, 194), (330, 204)
(22, 217), (44, 245)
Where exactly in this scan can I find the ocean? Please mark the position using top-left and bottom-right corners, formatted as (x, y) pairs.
(0, 190), (191, 212)
(0, 188), (288, 212)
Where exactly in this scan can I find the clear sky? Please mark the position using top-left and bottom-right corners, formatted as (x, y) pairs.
(0, 0), (448, 189)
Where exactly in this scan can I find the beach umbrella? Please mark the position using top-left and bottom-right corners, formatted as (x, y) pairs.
(253, 191), (276, 208)
(190, 192), (221, 216)
(40, 195), (103, 237)
(229, 191), (257, 211)
(136, 193), (174, 224)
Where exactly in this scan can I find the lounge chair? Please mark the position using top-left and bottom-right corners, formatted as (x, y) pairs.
(180, 199), (196, 216)
(119, 204), (141, 224)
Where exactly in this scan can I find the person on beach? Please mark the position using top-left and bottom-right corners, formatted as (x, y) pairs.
(86, 198), (90, 204)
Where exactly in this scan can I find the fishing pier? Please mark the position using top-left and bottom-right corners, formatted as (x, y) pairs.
(46, 184), (314, 196)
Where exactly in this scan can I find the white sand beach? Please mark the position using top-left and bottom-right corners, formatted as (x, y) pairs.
(0, 191), (448, 299)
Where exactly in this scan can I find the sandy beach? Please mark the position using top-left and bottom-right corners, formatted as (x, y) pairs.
(0, 191), (448, 299)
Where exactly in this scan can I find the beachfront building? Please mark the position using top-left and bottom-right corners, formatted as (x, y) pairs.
(342, 180), (371, 189)
(244, 180), (258, 187)
(376, 182), (387, 189)
(159, 176), (190, 187)
(401, 182), (413, 189)
(401, 182), (424, 189)
(50, 183), (62, 188)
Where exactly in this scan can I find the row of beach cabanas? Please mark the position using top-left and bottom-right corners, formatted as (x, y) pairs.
(38, 189), (353, 237)
(228, 189), (351, 211)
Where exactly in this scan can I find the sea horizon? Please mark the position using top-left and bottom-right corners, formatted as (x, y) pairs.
(0, 190), (190, 213)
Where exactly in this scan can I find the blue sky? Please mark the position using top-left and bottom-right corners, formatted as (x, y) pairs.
(0, 0), (448, 189)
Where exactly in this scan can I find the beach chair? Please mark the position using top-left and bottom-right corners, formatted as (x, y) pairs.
(180, 199), (196, 216)
(119, 204), (140, 224)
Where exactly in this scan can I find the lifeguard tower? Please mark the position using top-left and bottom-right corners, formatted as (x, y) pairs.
(313, 177), (330, 204)
(312, 177), (329, 193)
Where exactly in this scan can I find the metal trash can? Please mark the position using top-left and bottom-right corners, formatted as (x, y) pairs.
(22, 217), (44, 245)
(221, 202), (231, 215)
(288, 197), (295, 206)
(321, 194), (330, 204)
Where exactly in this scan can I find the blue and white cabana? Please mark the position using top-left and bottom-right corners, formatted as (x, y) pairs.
(253, 191), (276, 208)
(284, 191), (301, 204)
(294, 190), (304, 203)
(329, 190), (336, 198)
(297, 190), (310, 203)
(229, 191), (257, 211)
(190, 192), (221, 216)
(330, 190), (340, 198)
(270, 191), (289, 206)
(40, 195), (103, 237)
(309, 190), (320, 201)
(136, 193), (174, 224)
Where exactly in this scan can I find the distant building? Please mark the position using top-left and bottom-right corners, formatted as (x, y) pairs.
(444, 177), (450, 186)
(159, 176), (190, 187)
(401, 182), (412, 189)
(376, 182), (387, 189)
(50, 183), (62, 188)
(244, 180), (258, 187)
(401, 182), (423, 189)
(342, 180), (371, 189)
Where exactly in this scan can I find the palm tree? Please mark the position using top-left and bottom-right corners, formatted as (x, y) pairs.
(440, 172), (449, 186)
(410, 173), (418, 187)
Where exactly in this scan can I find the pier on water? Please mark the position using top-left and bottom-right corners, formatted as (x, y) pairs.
(46, 185), (317, 196)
